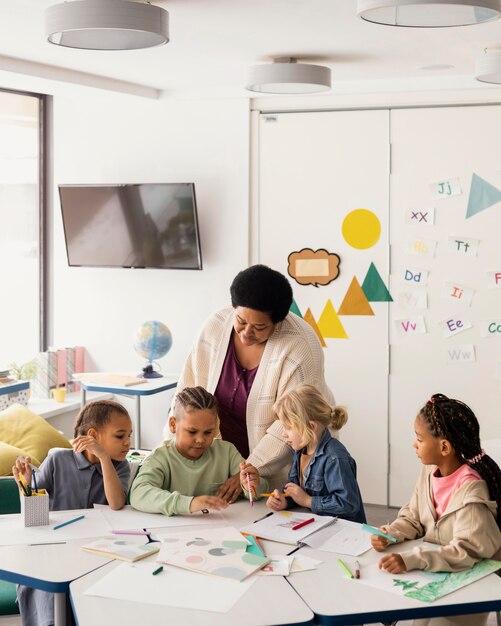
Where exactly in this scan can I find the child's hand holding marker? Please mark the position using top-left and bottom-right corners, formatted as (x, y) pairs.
(266, 489), (289, 511)
(239, 461), (259, 501)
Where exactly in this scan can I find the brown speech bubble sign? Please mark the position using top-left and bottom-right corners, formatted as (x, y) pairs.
(287, 248), (341, 287)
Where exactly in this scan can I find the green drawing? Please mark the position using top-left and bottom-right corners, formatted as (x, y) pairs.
(405, 560), (501, 603)
(393, 578), (419, 591)
(361, 262), (393, 302)
(290, 299), (303, 318)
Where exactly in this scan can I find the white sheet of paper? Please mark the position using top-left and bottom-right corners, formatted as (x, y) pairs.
(351, 561), (443, 597)
(486, 270), (501, 289)
(440, 282), (475, 307)
(439, 316), (473, 338)
(447, 236), (479, 256)
(396, 290), (427, 310)
(94, 504), (228, 530)
(430, 178), (462, 199)
(405, 207), (434, 226)
(446, 344), (476, 364)
(258, 555), (294, 576)
(289, 554), (323, 573)
(494, 361), (501, 382)
(302, 520), (372, 556)
(402, 267), (428, 285)
(394, 316), (427, 336)
(480, 320), (501, 338)
(84, 561), (255, 613)
(240, 511), (336, 545)
(0, 509), (111, 545)
(406, 238), (437, 259)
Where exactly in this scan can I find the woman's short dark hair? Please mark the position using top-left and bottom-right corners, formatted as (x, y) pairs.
(230, 264), (293, 323)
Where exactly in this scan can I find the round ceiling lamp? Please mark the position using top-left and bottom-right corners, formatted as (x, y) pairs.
(45, 0), (169, 50)
(476, 47), (501, 83)
(357, 0), (501, 27)
(246, 58), (332, 94)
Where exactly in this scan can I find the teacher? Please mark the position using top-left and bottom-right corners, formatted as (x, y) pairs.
(166, 264), (334, 501)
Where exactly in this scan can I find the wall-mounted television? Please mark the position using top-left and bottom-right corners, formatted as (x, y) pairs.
(59, 183), (202, 270)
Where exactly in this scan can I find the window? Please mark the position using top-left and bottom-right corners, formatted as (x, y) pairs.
(0, 89), (46, 372)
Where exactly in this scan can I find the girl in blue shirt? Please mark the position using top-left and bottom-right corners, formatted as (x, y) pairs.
(13, 399), (133, 626)
(266, 384), (366, 523)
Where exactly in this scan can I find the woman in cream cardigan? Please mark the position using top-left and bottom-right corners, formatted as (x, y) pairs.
(165, 264), (334, 502)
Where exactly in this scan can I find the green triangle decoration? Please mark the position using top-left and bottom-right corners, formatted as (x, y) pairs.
(289, 299), (303, 318)
(361, 262), (393, 302)
(466, 173), (501, 218)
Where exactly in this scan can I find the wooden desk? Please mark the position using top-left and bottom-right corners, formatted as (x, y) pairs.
(287, 541), (501, 625)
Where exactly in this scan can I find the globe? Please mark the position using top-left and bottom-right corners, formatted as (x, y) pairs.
(134, 320), (173, 378)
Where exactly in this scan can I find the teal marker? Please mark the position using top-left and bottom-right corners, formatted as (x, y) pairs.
(362, 523), (397, 543)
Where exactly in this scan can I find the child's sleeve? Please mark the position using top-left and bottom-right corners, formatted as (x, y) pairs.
(310, 456), (362, 518)
(129, 453), (193, 516)
(399, 502), (501, 572)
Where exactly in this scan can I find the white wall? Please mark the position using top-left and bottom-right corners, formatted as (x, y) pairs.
(50, 93), (251, 447)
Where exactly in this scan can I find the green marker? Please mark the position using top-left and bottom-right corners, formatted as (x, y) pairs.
(337, 558), (354, 579)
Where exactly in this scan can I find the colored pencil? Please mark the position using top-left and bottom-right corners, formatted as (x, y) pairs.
(338, 559), (354, 579)
(53, 514), (85, 530)
(259, 492), (292, 498)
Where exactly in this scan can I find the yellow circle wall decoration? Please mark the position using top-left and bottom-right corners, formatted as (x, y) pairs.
(342, 208), (381, 250)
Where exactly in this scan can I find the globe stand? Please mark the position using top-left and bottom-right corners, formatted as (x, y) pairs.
(139, 363), (163, 379)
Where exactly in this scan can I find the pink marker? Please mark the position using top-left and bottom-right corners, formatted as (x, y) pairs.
(246, 473), (254, 507)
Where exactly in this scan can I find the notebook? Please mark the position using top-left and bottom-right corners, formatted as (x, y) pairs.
(81, 537), (160, 562)
(239, 511), (337, 545)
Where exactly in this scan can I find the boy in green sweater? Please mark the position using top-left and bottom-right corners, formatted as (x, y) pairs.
(130, 386), (268, 516)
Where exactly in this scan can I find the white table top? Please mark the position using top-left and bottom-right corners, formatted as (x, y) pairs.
(79, 375), (177, 396)
(287, 541), (501, 624)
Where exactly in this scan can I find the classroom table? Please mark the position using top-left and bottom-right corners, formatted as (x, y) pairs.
(0, 538), (113, 626)
(286, 540), (501, 625)
(79, 375), (177, 449)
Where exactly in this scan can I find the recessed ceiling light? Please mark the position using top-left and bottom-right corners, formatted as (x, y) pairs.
(418, 64), (455, 70)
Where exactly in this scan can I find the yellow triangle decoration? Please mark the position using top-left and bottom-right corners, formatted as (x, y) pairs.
(304, 308), (327, 347)
(338, 277), (375, 316)
(317, 300), (348, 339)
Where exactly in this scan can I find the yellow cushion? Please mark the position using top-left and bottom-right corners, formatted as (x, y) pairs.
(0, 441), (40, 476)
(0, 404), (71, 471)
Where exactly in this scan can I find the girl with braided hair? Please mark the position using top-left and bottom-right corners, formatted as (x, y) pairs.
(370, 393), (501, 626)
(130, 386), (268, 516)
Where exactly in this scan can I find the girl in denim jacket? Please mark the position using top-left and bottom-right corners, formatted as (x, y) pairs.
(266, 384), (366, 522)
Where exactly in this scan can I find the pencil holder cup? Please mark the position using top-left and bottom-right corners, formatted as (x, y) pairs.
(20, 490), (49, 527)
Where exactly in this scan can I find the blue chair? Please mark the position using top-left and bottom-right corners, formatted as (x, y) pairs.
(0, 477), (21, 616)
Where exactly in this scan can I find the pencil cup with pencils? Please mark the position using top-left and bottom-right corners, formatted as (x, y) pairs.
(21, 490), (49, 527)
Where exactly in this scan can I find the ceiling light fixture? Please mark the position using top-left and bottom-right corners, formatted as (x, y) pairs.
(246, 58), (331, 94)
(475, 46), (501, 83)
(357, 0), (501, 27)
(45, 0), (169, 50)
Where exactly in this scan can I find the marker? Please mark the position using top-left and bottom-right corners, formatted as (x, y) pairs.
(338, 559), (354, 579)
(355, 560), (361, 579)
(292, 517), (315, 531)
(112, 529), (151, 536)
(246, 473), (253, 507)
(32, 470), (38, 494)
(362, 523), (397, 543)
(17, 473), (31, 497)
(53, 514), (85, 530)
(152, 566), (163, 576)
(260, 493), (292, 498)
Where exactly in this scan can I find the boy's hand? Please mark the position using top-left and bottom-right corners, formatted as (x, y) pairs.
(378, 553), (406, 574)
(239, 462), (259, 498)
(284, 482), (311, 508)
(73, 435), (109, 461)
(216, 473), (242, 503)
(190, 495), (229, 513)
(266, 489), (288, 511)
(13, 456), (32, 492)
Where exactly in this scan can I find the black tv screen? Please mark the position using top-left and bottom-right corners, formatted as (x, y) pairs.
(59, 183), (202, 269)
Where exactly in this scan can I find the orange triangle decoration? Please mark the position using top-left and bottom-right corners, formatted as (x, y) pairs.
(304, 308), (327, 346)
(317, 300), (348, 339)
(338, 277), (375, 316)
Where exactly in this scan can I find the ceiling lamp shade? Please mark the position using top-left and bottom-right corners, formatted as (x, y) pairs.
(357, 0), (501, 27)
(476, 47), (501, 83)
(246, 58), (332, 94)
(45, 0), (169, 50)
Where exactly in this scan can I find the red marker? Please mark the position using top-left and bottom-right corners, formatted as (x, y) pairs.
(291, 517), (315, 531)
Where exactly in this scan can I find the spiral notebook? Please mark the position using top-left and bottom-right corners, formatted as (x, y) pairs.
(239, 511), (337, 545)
